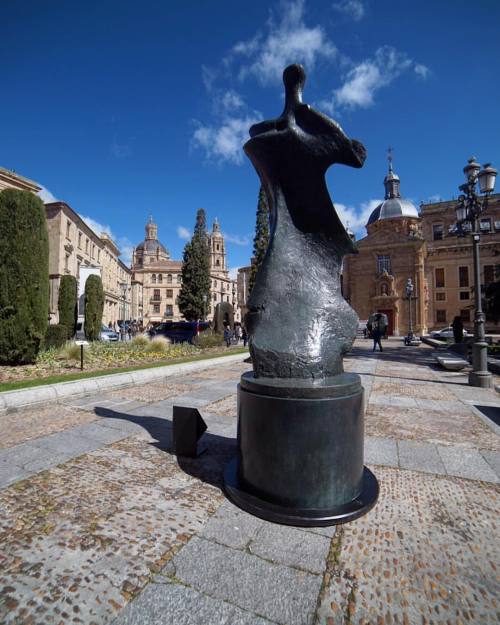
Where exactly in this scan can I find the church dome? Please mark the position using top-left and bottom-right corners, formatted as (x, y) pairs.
(367, 152), (419, 226)
(135, 216), (170, 260)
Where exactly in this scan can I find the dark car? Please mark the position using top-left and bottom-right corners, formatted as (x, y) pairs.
(149, 321), (210, 344)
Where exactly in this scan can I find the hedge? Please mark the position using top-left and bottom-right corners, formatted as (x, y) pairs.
(58, 275), (78, 339)
(45, 324), (68, 349)
(84, 274), (104, 341)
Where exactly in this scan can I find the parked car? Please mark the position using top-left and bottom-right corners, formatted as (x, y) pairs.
(100, 324), (119, 341)
(430, 326), (472, 340)
(75, 318), (119, 341)
(149, 321), (210, 344)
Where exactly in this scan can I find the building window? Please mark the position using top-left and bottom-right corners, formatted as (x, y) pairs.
(480, 218), (492, 232)
(158, 274), (163, 283)
(459, 291), (470, 300)
(66, 221), (71, 238)
(459, 266), (469, 288)
(435, 292), (445, 301)
(435, 268), (445, 288)
(153, 289), (160, 300)
(216, 244), (220, 251)
(78, 232), (82, 248)
(432, 224), (444, 240)
(85, 239), (89, 253)
(153, 304), (160, 313)
(214, 280), (217, 287)
(460, 309), (471, 322)
(377, 255), (391, 274)
(216, 259), (220, 266)
(167, 274), (172, 284)
(177, 275), (181, 283)
(213, 293), (217, 301)
(436, 310), (446, 323)
(152, 274), (157, 284)
(484, 265), (495, 285)
(165, 305), (173, 316)
(166, 289), (173, 298)
(65, 254), (70, 271)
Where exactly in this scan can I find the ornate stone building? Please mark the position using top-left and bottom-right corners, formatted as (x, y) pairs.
(343, 156), (500, 335)
(131, 216), (239, 326)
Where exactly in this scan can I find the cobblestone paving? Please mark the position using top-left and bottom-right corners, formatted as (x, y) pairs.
(105, 381), (197, 403)
(0, 436), (227, 625)
(0, 404), (98, 450)
(0, 346), (499, 625)
(317, 466), (500, 625)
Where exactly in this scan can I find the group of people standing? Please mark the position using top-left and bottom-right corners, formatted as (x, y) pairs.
(223, 324), (248, 348)
(108, 320), (142, 341)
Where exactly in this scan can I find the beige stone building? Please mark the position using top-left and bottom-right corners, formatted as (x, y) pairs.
(237, 265), (252, 322)
(343, 158), (500, 335)
(44, 202), (132, 325)
(131, 215), (239, 326)
(0, 167), (42, 194)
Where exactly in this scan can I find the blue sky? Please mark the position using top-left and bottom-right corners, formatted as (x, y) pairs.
(2, 0), (499, 274)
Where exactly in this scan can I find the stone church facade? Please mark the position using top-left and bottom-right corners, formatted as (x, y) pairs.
(131, 216), (239, 326)
(343, 159), (500, 336)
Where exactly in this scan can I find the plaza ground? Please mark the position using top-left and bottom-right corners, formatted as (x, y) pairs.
(0, 340), (499, 625)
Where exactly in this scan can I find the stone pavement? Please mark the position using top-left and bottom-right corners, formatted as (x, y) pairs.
(0, 341), (499, 624)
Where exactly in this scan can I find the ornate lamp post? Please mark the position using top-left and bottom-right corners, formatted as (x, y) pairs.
(454, 157), (497, 388)
(120, 282), (128, 341)
(404, 278), (414, 346)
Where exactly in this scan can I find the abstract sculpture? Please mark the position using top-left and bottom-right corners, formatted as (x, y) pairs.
(224, 64), (379, 526)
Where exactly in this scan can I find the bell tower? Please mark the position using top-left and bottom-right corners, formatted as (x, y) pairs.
(210, 218), (228, 277)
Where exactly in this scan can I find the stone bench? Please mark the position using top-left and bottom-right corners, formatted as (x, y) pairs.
(435, 355), (469, 371)
(421, 336), (448, 349)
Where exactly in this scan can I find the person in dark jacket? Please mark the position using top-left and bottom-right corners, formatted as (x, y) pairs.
(224, 326), (232, 348)
(372, 316), (383, 352)
(451, 315), (464, 343)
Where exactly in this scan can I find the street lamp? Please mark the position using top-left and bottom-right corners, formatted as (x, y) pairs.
(453, 157), (497, 388)
(404, 278), (414, 346)
(120, 282), (128, 341)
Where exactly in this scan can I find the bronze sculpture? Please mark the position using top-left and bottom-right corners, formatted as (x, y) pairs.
(224, 64), (379, 526)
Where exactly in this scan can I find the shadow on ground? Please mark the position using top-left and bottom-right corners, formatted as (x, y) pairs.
(94, 406), (235, 489)
(475, 404), (500, 426)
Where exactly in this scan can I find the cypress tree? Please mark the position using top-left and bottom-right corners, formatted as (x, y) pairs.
(58, 275), (78, 339)
(0, 189), (49, 364)
(84, 274), (104, 341)
(249, 185), (270, 293)
(178, 209), (211, 321)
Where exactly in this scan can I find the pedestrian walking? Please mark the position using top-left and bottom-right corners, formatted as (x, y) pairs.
(372, 319), (383, 352)
(451, 315), (464, 343)
(224, 325), (232, 348)
(242, 326), (248, 347)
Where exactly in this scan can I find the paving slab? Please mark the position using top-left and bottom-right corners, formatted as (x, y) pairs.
(33, 429), (101, 456)
(437, 446), (500, 482)
(364, 436), (399, 467)
(112, 580), (276, 625)
(170, 536), (322, 625)
(397, 439), (447, 474)
(0, 460), (32, 488)
(248, 523), (330, 575)
(480, 450), (500, 477)
(201, 500), (263, 549)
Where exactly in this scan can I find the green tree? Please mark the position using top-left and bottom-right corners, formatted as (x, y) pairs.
(58, 275), (78, 339)
(84, 274), (104, 341)
(178, 209), (211, 321)
(249, 185), (270, 293)
(0, 189), (49, 364)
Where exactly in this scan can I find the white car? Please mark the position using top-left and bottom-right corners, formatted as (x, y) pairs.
(430, 326), (472, 340)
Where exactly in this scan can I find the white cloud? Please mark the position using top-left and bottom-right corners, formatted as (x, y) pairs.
(80, 214), (113, 237)
(334, 198), (382, 235)
(332, 0), (366, 21)
(36, 185), (58, 203)
(414, 63), (430, 79)
(177, 226), (191, 240)
(110, 140), (132, 159)
(223, 232), (251, 246)
(116, 236), (134, 266)
(192, 113), (261, 165)
(232, 0), (336, 85)
(229, 266), (240, 280)
(330, 46), (412, 110)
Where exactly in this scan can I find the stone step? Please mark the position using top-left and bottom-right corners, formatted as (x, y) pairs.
(435, 355), (469, 371)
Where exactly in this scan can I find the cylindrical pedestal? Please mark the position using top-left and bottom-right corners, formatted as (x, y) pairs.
(223, 372), (378, 526)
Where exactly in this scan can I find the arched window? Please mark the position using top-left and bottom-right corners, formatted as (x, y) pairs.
(216, 259), (220, 266)
(158, 274), (163, 283)
(152, 274), (157, 284)
(167, 274), (172, 284)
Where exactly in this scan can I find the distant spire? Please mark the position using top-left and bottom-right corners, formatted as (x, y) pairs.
(387, 146), (393, 173)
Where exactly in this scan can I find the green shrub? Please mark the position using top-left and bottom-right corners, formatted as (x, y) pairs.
(58, 275), (78, 339)
(64, 342), (82, 361)
(45, 324), (68, 349)
(84, 275), (104, 341)
(193, 330), (224, 348)
(0, 189), (49, 364)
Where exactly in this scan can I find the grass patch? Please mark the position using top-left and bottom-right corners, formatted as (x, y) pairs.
(0, 347), (248, 393)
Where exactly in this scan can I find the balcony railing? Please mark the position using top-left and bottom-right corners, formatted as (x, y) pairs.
(150, 296), (162, 303)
